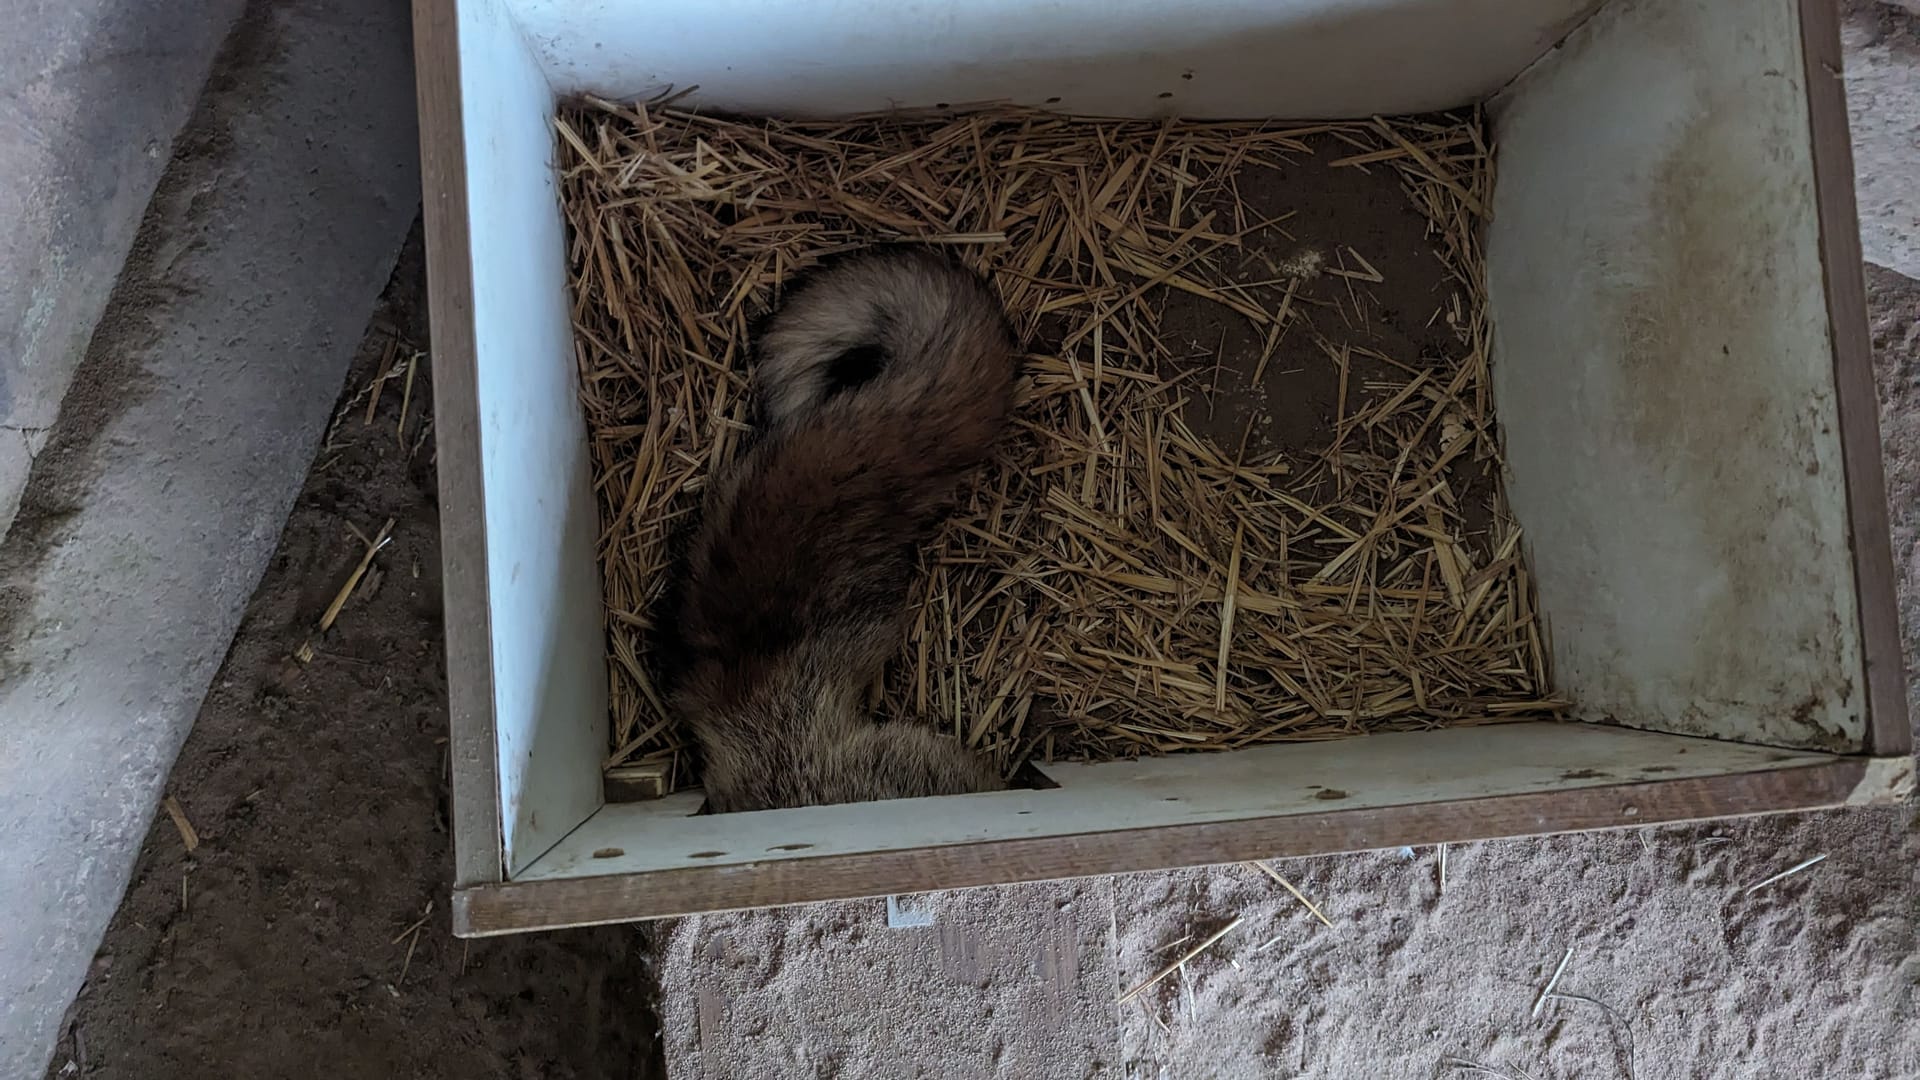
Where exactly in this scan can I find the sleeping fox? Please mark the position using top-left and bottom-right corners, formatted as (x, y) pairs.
(670, 248), (1015, 812)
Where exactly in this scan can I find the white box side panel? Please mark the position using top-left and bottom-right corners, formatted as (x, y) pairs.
(1485, 0), (1864, 749)
(505, 0), (1599, 118)
(518, 723), (1834, 881)
(459, 0), (609, 872)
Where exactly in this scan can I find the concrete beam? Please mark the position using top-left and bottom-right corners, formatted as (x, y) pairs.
(0, 0), (419, 1071)
(0, 0), (247, 537)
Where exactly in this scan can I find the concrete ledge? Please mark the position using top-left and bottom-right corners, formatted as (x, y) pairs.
(0, 0), (247, 537)
(0, 0), (419, 1071)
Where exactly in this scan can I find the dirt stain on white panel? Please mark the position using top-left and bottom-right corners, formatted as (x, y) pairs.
(1486, 0), (1864, 750)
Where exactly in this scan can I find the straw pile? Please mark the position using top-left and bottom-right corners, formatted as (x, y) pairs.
(555, 98), (1563, 785)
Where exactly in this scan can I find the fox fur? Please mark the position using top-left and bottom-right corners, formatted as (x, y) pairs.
(670, 248), (1016, 813)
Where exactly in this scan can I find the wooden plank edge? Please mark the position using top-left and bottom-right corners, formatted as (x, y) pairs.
(413, 0), (505, 887)
(1796, 0), (1911, 756)
(605, 762), (672, 803)
(451, 758), (1876, 937)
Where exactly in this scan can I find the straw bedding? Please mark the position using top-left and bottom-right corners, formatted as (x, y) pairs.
(554, 97), (1562, 787)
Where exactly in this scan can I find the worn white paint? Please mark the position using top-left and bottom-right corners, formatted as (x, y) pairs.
(457, 0), (610, 873)
(507, 0), (1598, 119)
(516, 723), (1832, 881)
(1485, 0), (1865, 751)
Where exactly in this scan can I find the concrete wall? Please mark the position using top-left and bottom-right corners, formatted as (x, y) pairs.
(0, 0), (248, 539)
(0, 0), (420, 1072)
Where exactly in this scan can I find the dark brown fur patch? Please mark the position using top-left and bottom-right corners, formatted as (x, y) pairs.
(672, 249), (1014, 812)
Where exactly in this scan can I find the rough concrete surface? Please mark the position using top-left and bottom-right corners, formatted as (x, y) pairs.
(1847, 0), (1920, 280)
(1104, 810), (1917, 1079)
(1869, 265), (1920, 731)
(0, 0), (418, 1072)
(664, 808), (1915, 1079)
(661, 883), (1124, 1079)
(0, 0), (247, 537)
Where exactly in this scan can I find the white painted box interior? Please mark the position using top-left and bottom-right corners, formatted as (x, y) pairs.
(419, 0), (1909, 933)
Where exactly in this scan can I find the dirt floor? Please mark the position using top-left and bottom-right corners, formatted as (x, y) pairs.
(41, 230), (664, 1080)
(42, 25), (1920, 1080)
